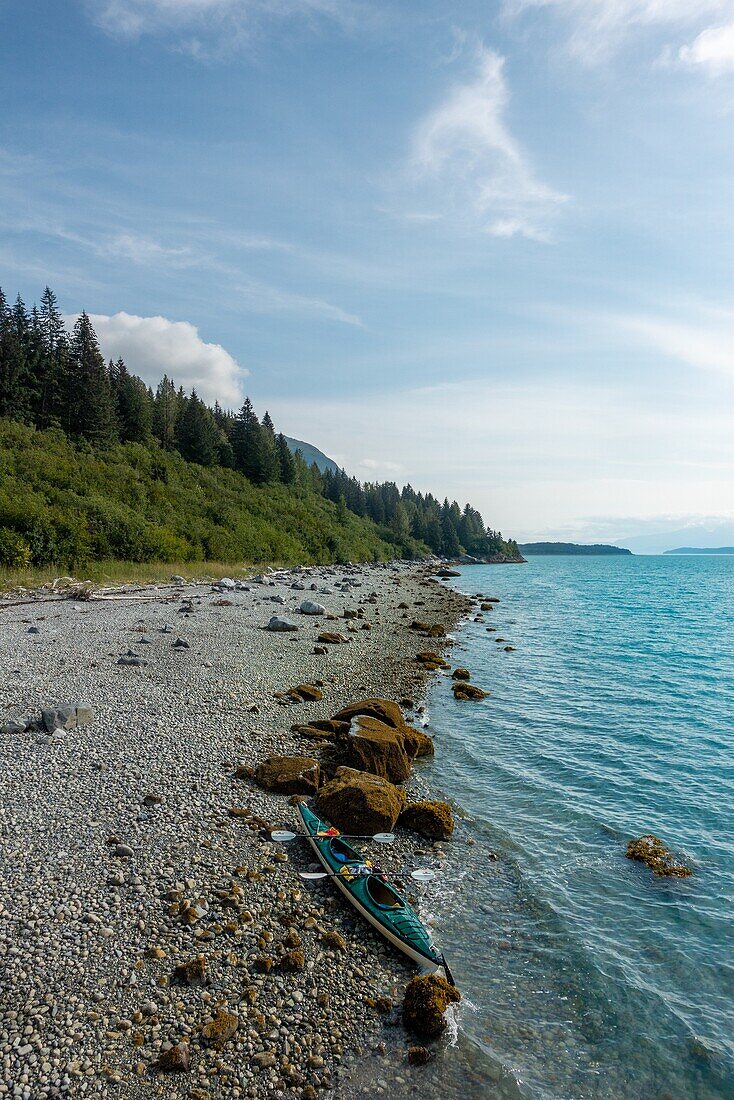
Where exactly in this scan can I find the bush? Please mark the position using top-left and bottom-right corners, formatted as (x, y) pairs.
(0, 528), (31, 568)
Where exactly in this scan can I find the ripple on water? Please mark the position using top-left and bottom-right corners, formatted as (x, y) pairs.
(413, 556), (734, 1100)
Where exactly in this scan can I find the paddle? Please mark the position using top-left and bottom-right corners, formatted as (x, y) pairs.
(298, 867), (437, 882)
(270, 829), (395, 845)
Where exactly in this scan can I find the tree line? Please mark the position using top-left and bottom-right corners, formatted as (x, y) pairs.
(0, 286), (517, 561)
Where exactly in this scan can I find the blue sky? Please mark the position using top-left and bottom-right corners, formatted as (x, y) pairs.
(2, 0), (734, 549)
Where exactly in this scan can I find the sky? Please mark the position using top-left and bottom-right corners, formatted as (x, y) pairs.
(1, 0), (733, 550)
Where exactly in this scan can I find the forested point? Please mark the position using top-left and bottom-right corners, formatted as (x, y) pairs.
(0, 286), (521, 569)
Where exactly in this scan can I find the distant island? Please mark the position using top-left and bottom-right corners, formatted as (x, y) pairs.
(664, 547), (734, 555)
(519, 542), (633, 556)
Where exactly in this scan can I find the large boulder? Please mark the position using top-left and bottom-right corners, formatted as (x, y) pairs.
(254, 756), (320, 795)
(331, 698), (405, 731)
(336, 714), (412, 784)
(402, 727), (434, 759)
(332, 698), (432, 770)
(402, 974), (461, 1039)
(314, 768), (406, 834)
(399, 800), (454, 841)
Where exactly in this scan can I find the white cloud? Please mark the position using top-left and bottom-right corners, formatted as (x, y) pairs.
(103, 232), (192, 264)
(87, 0), (356, 52)
(618, 309), (734, 380)
(507, 1), (734, 64)
(359, 457), (403, 473)
(237, 277), (363, 326)
(409, 46), (568, 241)
(678, 21), (734, 74)
(77, 311), (247, 404)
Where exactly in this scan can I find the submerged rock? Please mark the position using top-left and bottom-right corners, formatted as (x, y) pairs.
(314, 767), (406, 834)
(452, 682), (489, 701)
(399, 800), (455, 841)
(626, 834), (693, 877)
(402, 974), (461, 1039)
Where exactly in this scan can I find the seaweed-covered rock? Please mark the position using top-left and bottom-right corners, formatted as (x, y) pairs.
(253, 756), (320, 795)
(626, 835), (693, 877)
(452, 682), (489, 701)
(317, 631), (349, 644)
(280, 948), (305, 971)
(415, 651), (450, 671)
(155, 1042), (190, 1072)
(336, 714), (412, 784)
(402, 974), (461, 1039)
(399, 800), (454, 841)
(403, 727), (434, 758)
(408, 1045), (432, 1066)
(200, 1008), (238, 1048)
(331, 698), (406, 731)
(172, 956), (207, 986)
(314, 767), (406, 834)
(451, 668), (471, 681)
(286, 683), (324, 703)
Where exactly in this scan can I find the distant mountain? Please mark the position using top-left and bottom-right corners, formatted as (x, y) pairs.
(664, 547), (734, 555)
(283, 436), (339, 475)
(519, 542), (632, 556)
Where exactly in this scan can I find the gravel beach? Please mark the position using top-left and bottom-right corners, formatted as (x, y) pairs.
(0, 562), (471, 1100)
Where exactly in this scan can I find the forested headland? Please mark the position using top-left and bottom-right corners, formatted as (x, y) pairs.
(0, 286), (521, 571)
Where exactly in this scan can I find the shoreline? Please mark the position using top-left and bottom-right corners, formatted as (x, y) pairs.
(0, 561), (472, 1098)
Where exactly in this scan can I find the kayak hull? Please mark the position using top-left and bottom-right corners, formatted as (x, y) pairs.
(297, 803), (442, 972)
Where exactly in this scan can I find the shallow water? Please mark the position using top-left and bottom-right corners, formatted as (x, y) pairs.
(343, 556), (734, 1099)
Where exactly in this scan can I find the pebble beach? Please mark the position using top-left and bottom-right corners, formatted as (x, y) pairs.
(0, 562), (471, 1100)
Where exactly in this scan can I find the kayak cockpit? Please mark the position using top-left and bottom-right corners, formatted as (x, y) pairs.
(366, 876), (403, 909)
(328, 836), (360, 864)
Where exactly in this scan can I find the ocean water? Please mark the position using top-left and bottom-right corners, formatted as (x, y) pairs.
(402, 555), (734, 1099)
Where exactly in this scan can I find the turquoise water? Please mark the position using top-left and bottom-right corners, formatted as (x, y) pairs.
(416, 556), (734, 1099)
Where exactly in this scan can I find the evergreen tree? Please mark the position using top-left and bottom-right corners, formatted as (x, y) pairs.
(276, 432), (296, 484)
(113, 358), (153, 443)
(176, 390), (218, 466)
(232, 398), (268, 484)
(34, 287), (67, 427)
(259, 410), (281, 482)
(64, 312), (118, 446)
(153, 375), (179, 449)
(0, 289), (29, 421)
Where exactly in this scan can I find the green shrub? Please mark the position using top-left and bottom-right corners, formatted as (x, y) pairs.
(0, 528), (31, 568)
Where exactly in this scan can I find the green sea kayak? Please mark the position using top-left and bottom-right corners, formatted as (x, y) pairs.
(297, 802), (449, 976)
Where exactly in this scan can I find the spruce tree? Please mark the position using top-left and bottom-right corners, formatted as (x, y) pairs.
(35, 287), (66, 427)
(176, 390), (218, 466)
(65, 311), (119, 446)
(276, 432), (296, 484)
(232, 398), (267, 484)
(153, 376), (179, 449)
(259, 410), (281, 482)
(0, 289), (29, 421)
